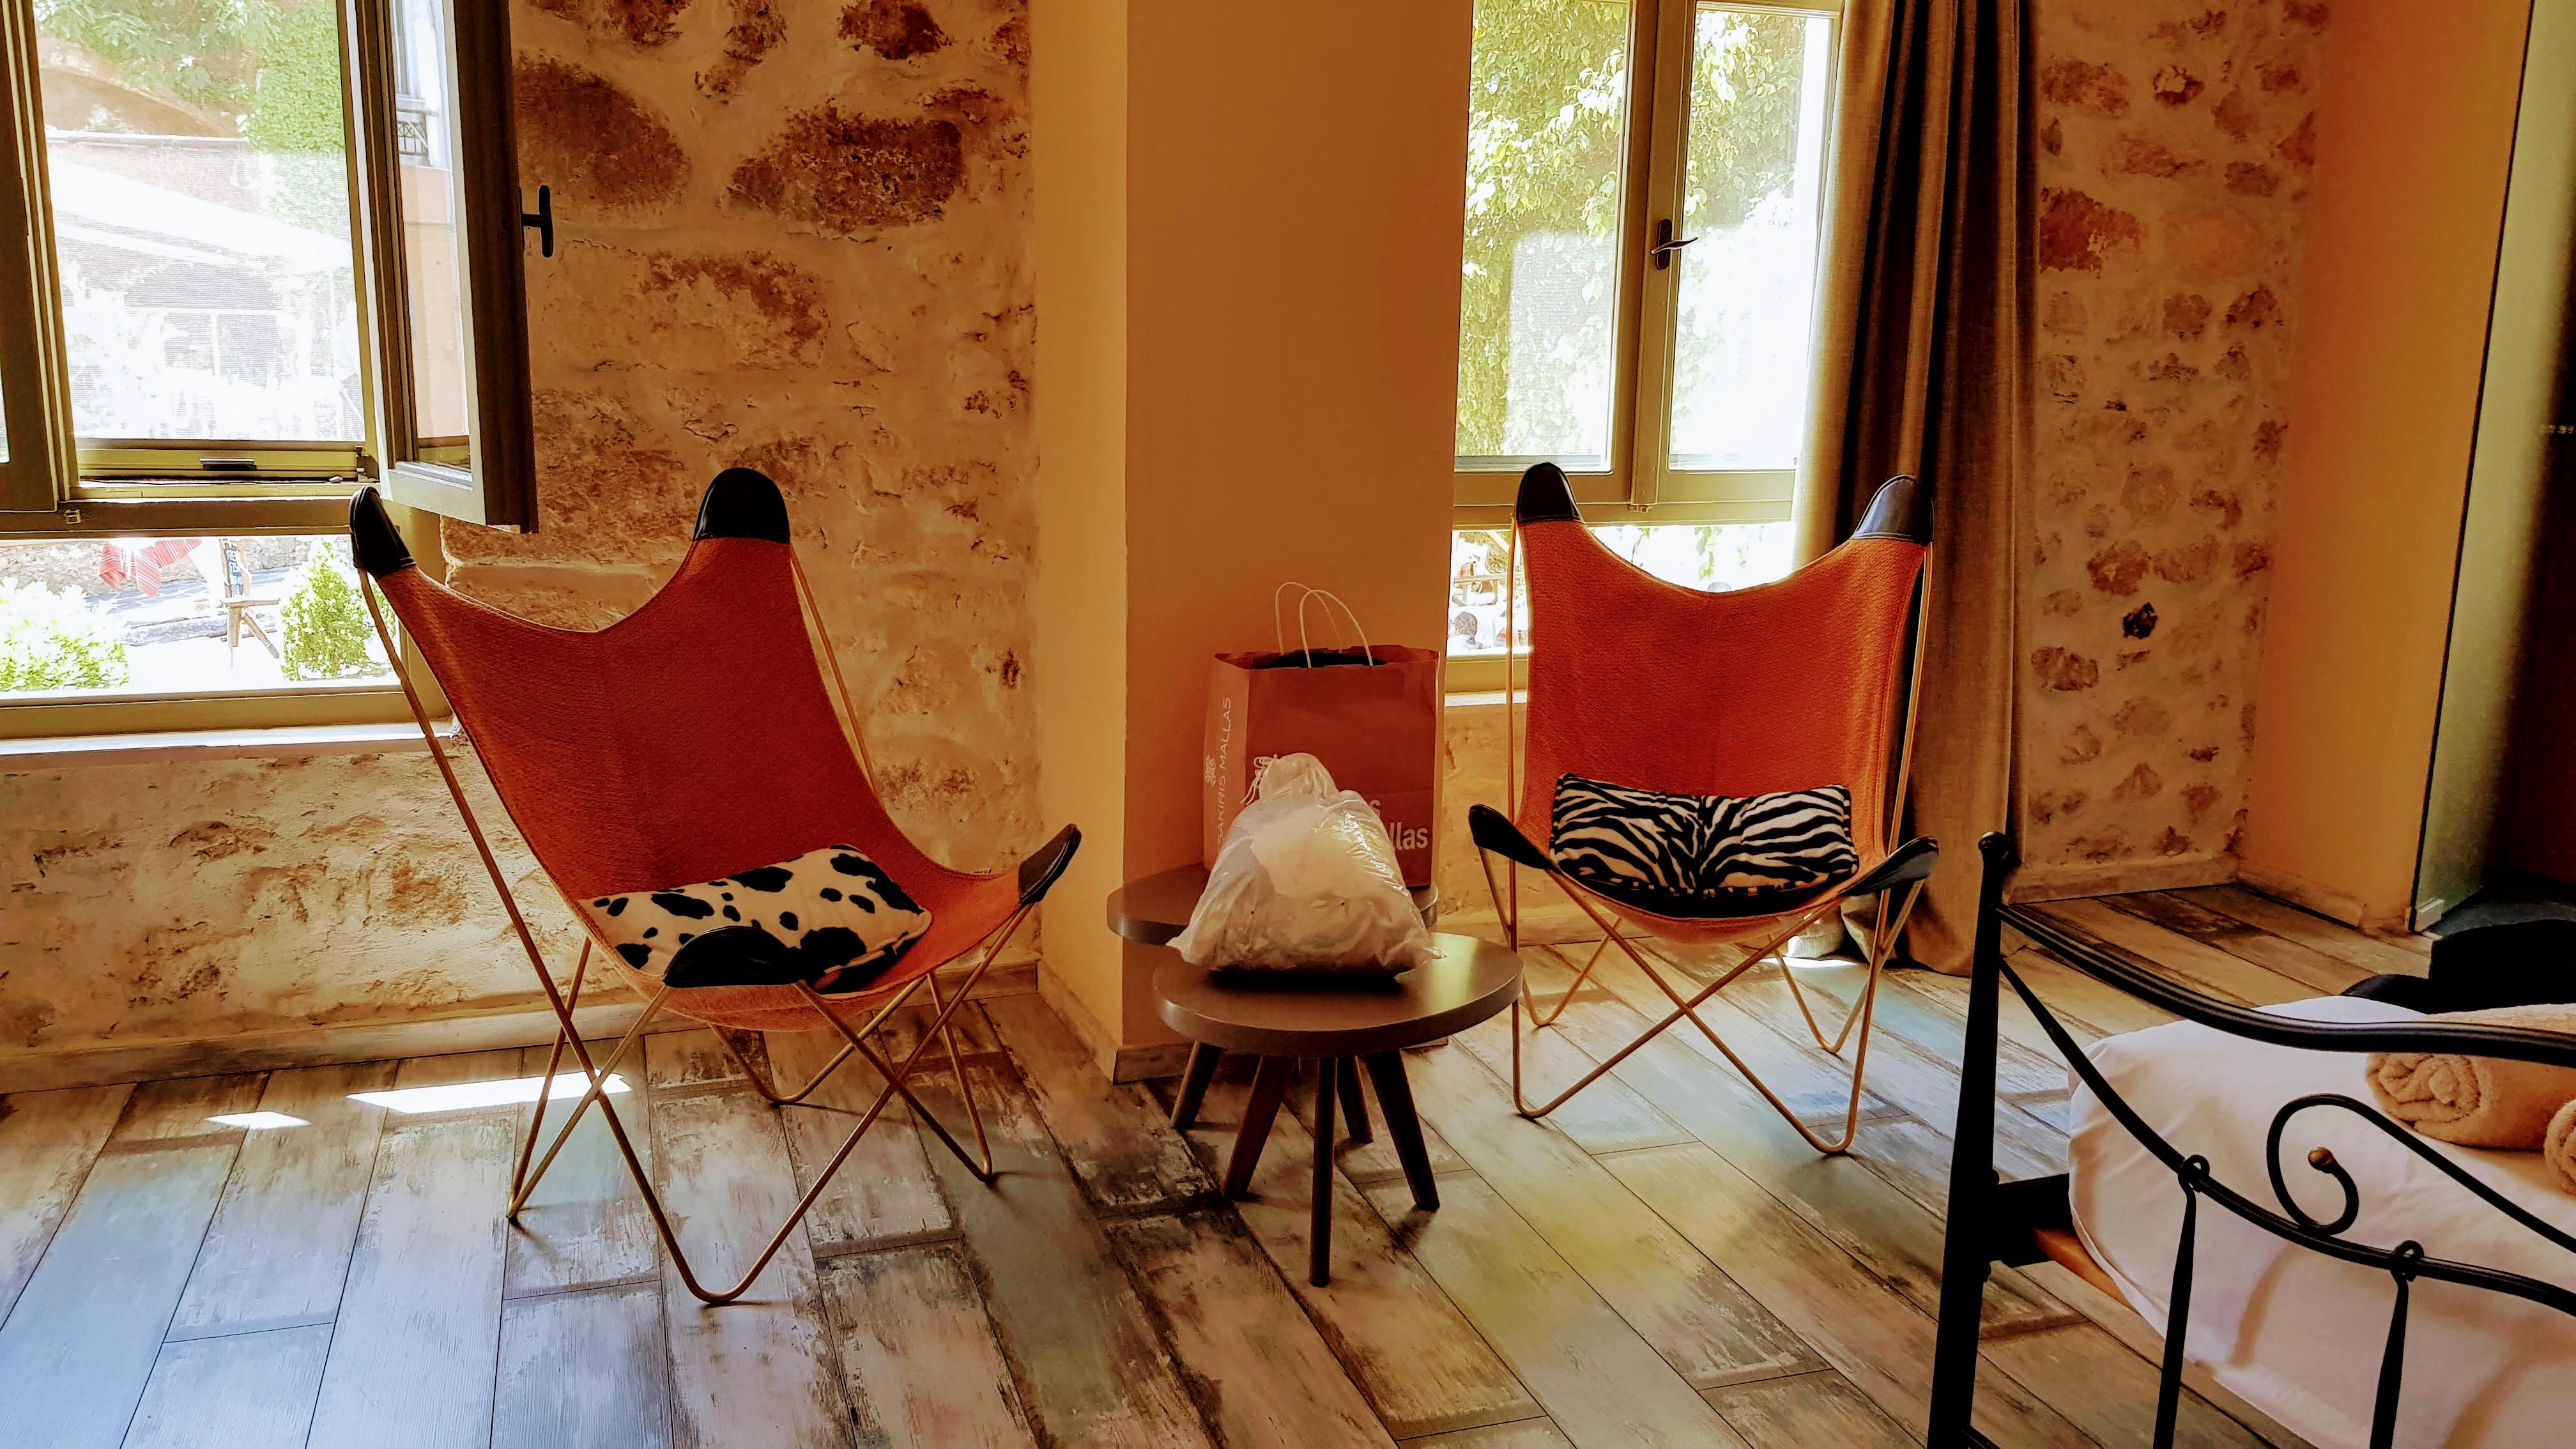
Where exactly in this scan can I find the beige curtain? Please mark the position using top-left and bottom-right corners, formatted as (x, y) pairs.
(1798, 0), (2030, 973)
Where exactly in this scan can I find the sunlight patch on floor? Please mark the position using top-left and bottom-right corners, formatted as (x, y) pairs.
(349, 1071), (631, 1115)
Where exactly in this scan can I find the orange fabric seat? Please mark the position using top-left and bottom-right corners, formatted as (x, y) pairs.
(361, 468), (1074, 1031)
(1475, 462), (1933, 943)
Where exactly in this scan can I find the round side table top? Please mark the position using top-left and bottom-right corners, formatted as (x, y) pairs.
(1108, 862), (1438, 946)
(1151, 932), (1522, 1058)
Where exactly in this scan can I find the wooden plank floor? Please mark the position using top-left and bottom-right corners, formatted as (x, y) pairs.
(0, 888), (2410, 1447)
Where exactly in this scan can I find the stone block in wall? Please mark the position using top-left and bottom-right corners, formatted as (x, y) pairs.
(537, 243), (831, 372)
(515, 56), (691, 217)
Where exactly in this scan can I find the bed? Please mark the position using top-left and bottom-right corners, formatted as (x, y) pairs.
(1928, 835), (2576, 1449)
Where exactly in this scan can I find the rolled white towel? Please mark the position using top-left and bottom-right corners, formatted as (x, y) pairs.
(2364, 1004), (2576, 1149)
(2548, 1098), (2576, 1195)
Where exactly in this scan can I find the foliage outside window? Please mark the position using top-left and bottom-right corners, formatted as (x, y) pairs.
(0, 577), (128, 690)
(0, 534), (392, 708)
(38, 0), (364, 445)
(1455, 0), (1632, 470)
(1449, 0), (1840, 687)
(279, 544), (386, 680)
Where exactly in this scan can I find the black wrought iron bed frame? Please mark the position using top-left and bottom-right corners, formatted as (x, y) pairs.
(1929, 834), (2576, 1448)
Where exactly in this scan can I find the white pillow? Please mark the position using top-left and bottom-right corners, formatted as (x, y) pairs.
(581, 843), (931, 995)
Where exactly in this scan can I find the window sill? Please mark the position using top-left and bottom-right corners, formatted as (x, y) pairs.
(0, 717), (456, 769)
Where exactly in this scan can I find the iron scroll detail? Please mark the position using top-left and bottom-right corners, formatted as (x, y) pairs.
(2262, 1092), (2576, 1254)
(1927, 833), (2576, 1449)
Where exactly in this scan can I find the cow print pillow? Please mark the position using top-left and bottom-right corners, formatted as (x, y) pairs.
(1549, 775), (1858, 916)
(579, 845), (933, 996)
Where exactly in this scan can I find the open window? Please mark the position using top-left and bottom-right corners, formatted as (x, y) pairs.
(343, 0), (536, 526)
(1448, 0), (1840, 689)
(0, 0), (533, 735)
(0, 0), (535, 531)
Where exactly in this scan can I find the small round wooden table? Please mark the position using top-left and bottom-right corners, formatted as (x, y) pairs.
(1151, 935), (1521, 1285)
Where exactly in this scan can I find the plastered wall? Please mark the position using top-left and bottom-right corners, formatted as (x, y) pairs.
(2242, 0), (2536, 926)
(1032, 0), (1471, 1068)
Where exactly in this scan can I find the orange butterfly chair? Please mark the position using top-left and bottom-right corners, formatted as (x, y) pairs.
(1469, 462), (1938, 1153)
(349, 468), (1078, 1302)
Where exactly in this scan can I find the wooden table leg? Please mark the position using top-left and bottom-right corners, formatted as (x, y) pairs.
(1335, 1057), (1371, 1143)
(1170, 1041), (1222, 1130)
(1224, 1055), (1295, 1198)
(1310, 1057), (1337, 1286)
(1362, 1050), (1439, 1211)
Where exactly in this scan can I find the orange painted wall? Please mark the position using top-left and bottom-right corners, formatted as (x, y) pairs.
(1036, 2), (1473, 1057)
(1122, 4), (1471, 867)
(2239, 0), (2532, 926)
(1031, 0), (1133, 1052)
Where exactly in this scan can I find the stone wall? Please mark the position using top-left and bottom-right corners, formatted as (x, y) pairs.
(0, 748), (579, 1057)
(2020, 0), (2329, 889)
(0, 0), (1037, 1066)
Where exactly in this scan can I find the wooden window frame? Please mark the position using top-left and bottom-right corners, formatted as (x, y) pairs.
(344, 0), (539, 527)
(0, 0), (528, 735)
(1450, 0), (1844, 692)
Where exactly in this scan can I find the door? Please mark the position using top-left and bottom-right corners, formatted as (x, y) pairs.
(2415, 0), (2576, 926)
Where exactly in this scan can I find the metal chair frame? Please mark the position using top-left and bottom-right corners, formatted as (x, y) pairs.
(360, 552), (1019, 1305)
(1488, 856), (1927, 1153)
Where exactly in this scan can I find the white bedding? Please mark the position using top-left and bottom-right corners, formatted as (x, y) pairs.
(2069, 994), (2576, 1448)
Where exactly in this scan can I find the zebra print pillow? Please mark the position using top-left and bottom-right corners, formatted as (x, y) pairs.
(1549, 775), (1858, 915)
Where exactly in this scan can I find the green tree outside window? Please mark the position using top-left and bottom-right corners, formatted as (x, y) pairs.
(1456, 0), (1810, 465)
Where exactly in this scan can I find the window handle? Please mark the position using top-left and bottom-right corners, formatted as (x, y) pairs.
(1649, 218), (1697, 270)
(521, 185), (554, 258)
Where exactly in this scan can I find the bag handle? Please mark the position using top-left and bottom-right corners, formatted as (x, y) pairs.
(1271, 582), (1342, 657)
(1298, 588), (1377, 666)
(1269, 582), (1379, 666)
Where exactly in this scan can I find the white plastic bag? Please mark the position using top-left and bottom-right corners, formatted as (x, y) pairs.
(1170, 753), (1434, 975)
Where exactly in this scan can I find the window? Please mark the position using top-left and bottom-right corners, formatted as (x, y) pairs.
(0, 0), (537, 734)
(1450, 0), (1838, 685)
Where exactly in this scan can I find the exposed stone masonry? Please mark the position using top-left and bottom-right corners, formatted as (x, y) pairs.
(473, 0), (1038, 870)
(2022, 0), (2329, 878)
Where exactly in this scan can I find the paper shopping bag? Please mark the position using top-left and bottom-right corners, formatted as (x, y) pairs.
(1202, 641), (1442, 887)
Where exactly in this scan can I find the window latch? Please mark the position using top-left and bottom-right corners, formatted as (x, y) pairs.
(1649, 218), (1698, 270)
(521, 185), (554, 258)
